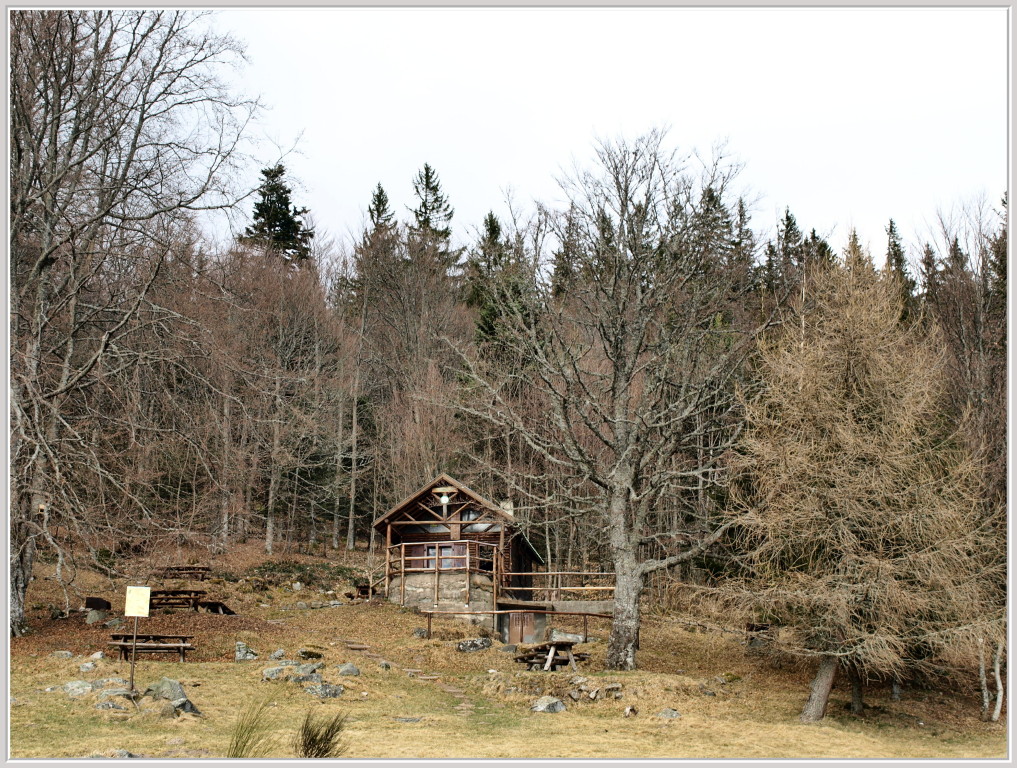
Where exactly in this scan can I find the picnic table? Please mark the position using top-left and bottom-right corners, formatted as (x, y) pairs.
(149, 589), (207, 610)
(513, 640), (590, 672)
(155, 565), (211, 581)
(108, 633), (195, 662)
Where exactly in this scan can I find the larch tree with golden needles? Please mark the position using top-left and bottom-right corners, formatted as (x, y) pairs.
(734, 234), (997, 722)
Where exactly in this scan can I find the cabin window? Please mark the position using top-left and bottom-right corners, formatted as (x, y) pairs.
(461, 508), (499, 533)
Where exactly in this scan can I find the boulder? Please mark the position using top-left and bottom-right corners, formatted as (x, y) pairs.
(234, 641), (258, 661)
(85, 610), (108, 625)
(304, 683), (344, 699)
(657, 708), (682, 719)
(295, 661), (325, 675)
(549, 630), (585, 644)
(142, 677), (186, 702)
(90, 651), (106, 660)
(169, 697), (201, 716)
(294, 601), (307, 610)
(287, 673), (323, 684)
(50, 651), (74, 659)
(297, 649), (323, 660)
(269, 649), (286, 660)
(291, 582), (303, 592)
(498, 644), (518, 653)
(64, 680), (93, 697)
(412, 628), (428, 638)
(336, 663), (360, 676)
(104, 617), (124, 628)
(531, 696), (566, 713)
(262, 666), (293, 681)
(79, 661), (97, 673)
(456, 637), (492, 653)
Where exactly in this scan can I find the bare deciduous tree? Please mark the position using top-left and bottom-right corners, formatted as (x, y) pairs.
(456, 130), (775, 670)
(9, 9), (255, 634)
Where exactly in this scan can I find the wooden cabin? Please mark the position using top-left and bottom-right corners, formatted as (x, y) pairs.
(373, 473), (544, 634)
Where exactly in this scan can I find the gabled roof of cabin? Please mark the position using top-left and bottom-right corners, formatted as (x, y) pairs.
(372, 473), (512, 529)
(373, 473), (543, 564)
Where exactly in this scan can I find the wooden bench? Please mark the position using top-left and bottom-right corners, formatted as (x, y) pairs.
(109, 633), (194, 662)
(150, 589), (207, 610)
(514, 641), (590, 672)
(155, 565), (211, 581)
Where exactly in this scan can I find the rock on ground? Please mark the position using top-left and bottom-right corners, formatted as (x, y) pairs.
(336, 663), (360, 676)
(142, 678), (187, 702)
(457, 637), (492, 653)
(305, 683), (345, 699)
(531, 696), (566, 713)
(234, 642), (258, 661)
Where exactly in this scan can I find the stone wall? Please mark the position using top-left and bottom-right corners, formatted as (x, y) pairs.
(388, 571), (496, 630)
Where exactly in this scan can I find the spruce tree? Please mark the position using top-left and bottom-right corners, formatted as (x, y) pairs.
(241, 164), (314, 261)
(409, 163), (454, 242)
(884, 219), (916, 321)
(367, 183), (395, 231)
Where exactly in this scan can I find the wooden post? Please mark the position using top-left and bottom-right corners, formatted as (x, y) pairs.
(465, 544), (471, 607)
(492, 546), (498, 608)
(427, 612), (432, 639)
(433, 548), (439, 607)
(128, 615), (139, 693)
(583, 614), (588, 643)
(543, 643), (557, 671)
(384, 525), (392, 598)
(399, 544), (406, 607)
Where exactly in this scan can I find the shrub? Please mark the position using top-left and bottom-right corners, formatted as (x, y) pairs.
(292, 709), (349, 758)
(226, 697), (277, 758)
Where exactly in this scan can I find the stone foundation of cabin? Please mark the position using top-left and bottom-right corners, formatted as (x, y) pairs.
(387, 572), (497, 630)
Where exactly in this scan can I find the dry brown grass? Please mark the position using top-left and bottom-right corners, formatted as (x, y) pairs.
(9, 543), (1007, 759)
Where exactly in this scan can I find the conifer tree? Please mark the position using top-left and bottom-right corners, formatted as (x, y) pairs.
(884, 219), (917, 321)
(409, 163), (454, 242)
(735, 245), (991, 722)
(367, 183), (395, 231)
(241, 164), (314, 260)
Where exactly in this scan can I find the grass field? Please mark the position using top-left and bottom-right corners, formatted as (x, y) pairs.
(8, 545), (1008, 760)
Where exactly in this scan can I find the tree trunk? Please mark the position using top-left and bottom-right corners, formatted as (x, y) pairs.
(10, 500), (38, 637)
(979, 637), (991, 721)
(992, 641), (1004, 723)
(605, 550), (642, 671)
(800, 656), (839, 722)
(346, 383), (359, 550)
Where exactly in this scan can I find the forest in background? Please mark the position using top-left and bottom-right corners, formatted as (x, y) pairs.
(9, 9), (1006, 721)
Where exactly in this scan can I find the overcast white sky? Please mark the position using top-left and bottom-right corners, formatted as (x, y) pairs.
(213, 7), (1009, 265)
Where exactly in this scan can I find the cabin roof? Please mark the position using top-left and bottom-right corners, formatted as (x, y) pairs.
(372, 473), (511, 528)
(373, 473), (543, 564)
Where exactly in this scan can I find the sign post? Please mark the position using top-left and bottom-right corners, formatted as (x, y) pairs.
(123, 586), (151, 694)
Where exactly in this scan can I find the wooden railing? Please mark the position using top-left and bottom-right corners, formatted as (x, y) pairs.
(499, 571), (615, 602)
(382, 543), (616, 606)
(385, 541), (501, 607)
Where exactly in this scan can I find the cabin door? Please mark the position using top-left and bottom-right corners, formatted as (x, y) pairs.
(508, 612), (535, 644)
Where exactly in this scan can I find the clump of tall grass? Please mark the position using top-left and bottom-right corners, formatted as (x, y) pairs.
(292, 709), (349, 758)
(226, 697), (277, 758)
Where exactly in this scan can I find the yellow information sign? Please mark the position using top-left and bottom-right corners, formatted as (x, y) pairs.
(124, 586), (151, 617)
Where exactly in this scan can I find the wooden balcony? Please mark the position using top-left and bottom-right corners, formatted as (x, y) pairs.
(377, 540), (615, 607)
